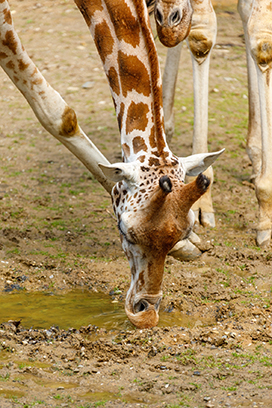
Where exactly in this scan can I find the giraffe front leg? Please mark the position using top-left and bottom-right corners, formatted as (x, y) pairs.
(162, 43), (182, 142)
(185, 0), (217, 228)
(253, 65), (272, 246)
(238, 0), (262, 181)
(246, 0), (272, 246)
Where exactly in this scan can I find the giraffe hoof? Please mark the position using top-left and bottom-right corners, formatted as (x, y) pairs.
(188, 231), (201, 245)
(200, 212), (216, 228)
(168, 238), (202, 261)
(256, 229), (271, 247)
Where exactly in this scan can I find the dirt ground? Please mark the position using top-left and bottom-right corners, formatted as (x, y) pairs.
(1, 1), (272, 407)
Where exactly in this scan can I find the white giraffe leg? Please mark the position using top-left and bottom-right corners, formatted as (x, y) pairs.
(238, 0), (262, 179)
(185, 0), (217, 228)
(244, 0), (272, 246)
(0, 1), (113, 194)
(163, 42), (182, 142)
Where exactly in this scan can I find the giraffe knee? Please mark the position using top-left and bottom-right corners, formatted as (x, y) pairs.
(188, 32), (213, 63)
(252, 39), (272, 70)
(60, 106), (79, 137)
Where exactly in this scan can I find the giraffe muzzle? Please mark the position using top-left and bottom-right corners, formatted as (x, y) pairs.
(125, 295), (162, 329)
(133, 296), (162, 314)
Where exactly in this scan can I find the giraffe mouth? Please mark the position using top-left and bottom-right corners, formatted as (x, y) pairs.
(124, 295), (162, 329)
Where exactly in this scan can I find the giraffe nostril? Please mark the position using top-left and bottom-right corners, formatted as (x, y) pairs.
(169, 8), (182, 27)
(134, 299), (149, 313)
(155, 7), (164, 26)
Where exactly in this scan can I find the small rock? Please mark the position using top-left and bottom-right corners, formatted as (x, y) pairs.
(67, 86), (79, 92)
(82, 81), (94, 89)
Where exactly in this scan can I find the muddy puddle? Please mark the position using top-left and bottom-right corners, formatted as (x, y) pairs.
(0, 290), (215, 330)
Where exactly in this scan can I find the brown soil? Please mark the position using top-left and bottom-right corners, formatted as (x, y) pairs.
(1, 1), (272, 407)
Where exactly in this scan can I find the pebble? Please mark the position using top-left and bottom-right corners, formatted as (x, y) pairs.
(67, 86), (79, 92)
(82, 81), (94, 89)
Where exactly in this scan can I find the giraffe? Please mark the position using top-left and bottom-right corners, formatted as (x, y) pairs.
(0, 0), (223, 328)
(153, 0), (272, 247)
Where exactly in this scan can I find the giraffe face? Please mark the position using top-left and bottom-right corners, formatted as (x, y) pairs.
(154, 0), (193, 47)
(110, 164), (210, 328)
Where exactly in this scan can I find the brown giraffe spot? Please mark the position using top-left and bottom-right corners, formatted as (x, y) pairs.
(126, 101), (149, 134)
(149, 125), (156, 149)
(0, 52), (8, 60)
(118, 51), (151, 98)
(2, 30), (17, 54)
(122, 143), (130, 158)
(31, 67), (38, 76)
(106, 0), (140, 47)
(13, 75), (19, 83)
(75, 0), (103, 26)
(3, 8), (12, 25)
(137, 155), (145, 163)
(148, 157), (160, 167)
(18, 59), (29, 71)
(136, 270), (145, 292)
(117, 102), (125, 132)
(94, 21), (114, 65)
(133, 136), (148, 155)
(31, 77), (43, 87)
(171, 156), (179, 166)
(60, 106), (79, 137)
(116, 195), (121, 207)
(5, 60), (15, 70)
(113, 186), (118, 196)
(107, 66), (120, 95)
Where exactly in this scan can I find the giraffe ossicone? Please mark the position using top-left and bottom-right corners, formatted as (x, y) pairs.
(0, 0), (224, 328)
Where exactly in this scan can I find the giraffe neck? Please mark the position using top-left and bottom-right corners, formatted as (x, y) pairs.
(76, 0), (173, 164)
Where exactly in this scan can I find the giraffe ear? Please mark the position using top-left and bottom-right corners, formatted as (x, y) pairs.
(98, 162), (137, 183)
(180, 149), (225, 176)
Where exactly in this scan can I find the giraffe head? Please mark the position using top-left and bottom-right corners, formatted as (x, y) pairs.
(154, 0), (193, 47)
(99, 149), (223, 328)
